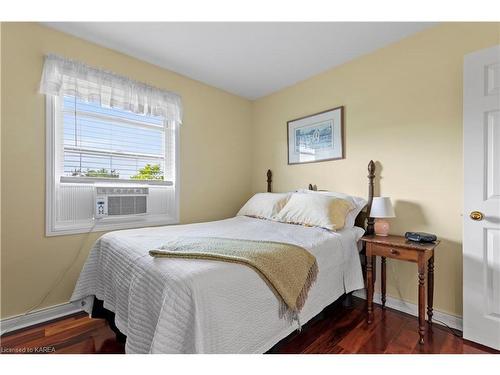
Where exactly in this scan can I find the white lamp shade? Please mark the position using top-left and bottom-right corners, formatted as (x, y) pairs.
(370, 197), (395, 218)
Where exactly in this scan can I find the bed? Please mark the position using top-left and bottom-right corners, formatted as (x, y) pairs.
(71, 161), (377, 354)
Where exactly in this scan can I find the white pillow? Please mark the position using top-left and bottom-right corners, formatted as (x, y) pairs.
(296, 189), (367, 229)
(237, 193), (291, 220)
(273, 193), (355, 231)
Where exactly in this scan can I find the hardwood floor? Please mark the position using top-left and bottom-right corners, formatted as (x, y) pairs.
(0, 313), (124, 354)
(1, 297), (497, 354)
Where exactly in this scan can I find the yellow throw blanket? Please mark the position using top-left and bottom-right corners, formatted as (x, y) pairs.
(149, 236), (318, 323)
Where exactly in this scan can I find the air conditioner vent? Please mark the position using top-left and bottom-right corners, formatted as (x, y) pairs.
(108, 196), (147, 216)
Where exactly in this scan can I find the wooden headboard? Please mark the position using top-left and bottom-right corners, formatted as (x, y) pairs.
(265, 160), (376, 234)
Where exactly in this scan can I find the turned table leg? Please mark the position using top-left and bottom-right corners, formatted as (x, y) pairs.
(427, 255), (434, 326)
(367, 254), (374, 324)
(418, 256), (426, 344)
(381, 257), (387, 308)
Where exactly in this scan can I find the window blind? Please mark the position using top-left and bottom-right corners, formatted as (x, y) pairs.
(62, 96), (170, 181)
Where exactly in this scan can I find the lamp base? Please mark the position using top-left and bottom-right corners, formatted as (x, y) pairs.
(374, 219), (390, 236)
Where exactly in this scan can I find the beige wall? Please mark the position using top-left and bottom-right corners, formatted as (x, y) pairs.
(252, 23), (500, 317)
(0, 23), (253, 318)
(2, 22), (499, 321)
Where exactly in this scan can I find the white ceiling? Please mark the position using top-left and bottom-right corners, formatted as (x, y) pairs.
(42, 22), (436, 99)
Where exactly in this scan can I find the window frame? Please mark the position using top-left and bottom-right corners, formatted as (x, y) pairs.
(45, 95), (180, 236)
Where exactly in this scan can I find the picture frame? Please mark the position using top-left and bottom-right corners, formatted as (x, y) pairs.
(287, 106), (344, 165)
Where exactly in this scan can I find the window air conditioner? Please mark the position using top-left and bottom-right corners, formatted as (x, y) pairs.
(94, 186), (149, 218)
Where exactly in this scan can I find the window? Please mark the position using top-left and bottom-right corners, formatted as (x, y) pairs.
(41, 54), (182, 236)
(61, 96), (168, 182)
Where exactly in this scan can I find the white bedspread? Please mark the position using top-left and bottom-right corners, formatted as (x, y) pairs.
(71, 216), (365, 353)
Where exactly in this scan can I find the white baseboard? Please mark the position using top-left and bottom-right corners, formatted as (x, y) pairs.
(0, 299), (89, 336)
(353, 289), (463, 331)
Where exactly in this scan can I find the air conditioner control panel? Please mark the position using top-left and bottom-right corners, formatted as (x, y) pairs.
(95, 197), (107, 218)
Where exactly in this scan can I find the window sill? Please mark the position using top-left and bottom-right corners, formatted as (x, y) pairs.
(60, 176), (173, 186)
(46, 215), (179, 237)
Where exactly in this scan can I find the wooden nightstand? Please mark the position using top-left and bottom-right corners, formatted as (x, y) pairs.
(360, 234), (440, 345)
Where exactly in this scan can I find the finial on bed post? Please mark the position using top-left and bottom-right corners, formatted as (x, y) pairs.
(366, 160), (376, 235)
(267, 169), (272, 193)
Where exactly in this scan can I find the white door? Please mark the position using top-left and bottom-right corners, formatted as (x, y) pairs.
(463, 45), (500, 350)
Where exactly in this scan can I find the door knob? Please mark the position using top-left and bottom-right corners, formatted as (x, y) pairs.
(470, 211), (484, 221)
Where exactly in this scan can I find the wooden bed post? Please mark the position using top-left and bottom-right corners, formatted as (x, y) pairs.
(363, 160), (376, 289)
(267, 169), (272, 193)
(366, 160), (376, 235)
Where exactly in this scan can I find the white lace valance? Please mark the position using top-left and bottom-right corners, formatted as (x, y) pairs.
(39, 54), (183, 124)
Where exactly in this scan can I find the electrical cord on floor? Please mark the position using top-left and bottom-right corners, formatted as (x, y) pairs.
(0, 219), (101, 337)
(388, 261), (462, 339)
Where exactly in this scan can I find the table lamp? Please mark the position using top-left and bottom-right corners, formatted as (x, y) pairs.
(370, 197), (395, 236)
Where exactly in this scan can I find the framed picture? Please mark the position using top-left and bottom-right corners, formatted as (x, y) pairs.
(287, 106), (344, 165)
